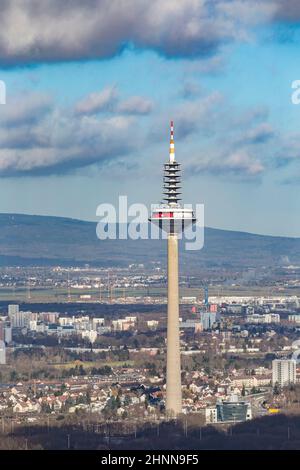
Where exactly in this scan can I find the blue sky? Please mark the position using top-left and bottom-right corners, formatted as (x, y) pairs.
(0, 1), (300, 237)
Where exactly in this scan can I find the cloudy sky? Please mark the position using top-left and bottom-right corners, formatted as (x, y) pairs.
(0, 0), (300, 236)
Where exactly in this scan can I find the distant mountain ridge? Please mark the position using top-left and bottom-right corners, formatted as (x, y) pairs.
(0, 213), (299, 269)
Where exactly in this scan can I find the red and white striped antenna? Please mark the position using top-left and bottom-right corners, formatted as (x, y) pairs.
(169, 120), (175, 164)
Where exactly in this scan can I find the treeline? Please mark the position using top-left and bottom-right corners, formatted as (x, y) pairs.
(2, 413), (300, 450)
(12, 330), (166, 349)
(61, 365), (112, 377)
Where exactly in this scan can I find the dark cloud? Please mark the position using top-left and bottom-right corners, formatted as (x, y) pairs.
(0, 85), (290, 181)
(0, 90), (146, 176)
(0, 0), (277, 66)
(273, 0), (300, 22)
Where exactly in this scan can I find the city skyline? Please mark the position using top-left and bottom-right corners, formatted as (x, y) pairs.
(1, 1), (300, 457)
(1, 2), (300, 237)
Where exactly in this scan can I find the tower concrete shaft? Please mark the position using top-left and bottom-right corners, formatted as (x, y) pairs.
(166, 233), (182, 415)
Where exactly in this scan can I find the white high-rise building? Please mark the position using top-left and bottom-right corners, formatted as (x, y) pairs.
(4, 326), (12, 344)
(10, 310), (28, 328)
(8, 304), (28, 328)
(0, 340), (6, 365)
(8, 304), (19, 318)
(272, 359), (296, 387)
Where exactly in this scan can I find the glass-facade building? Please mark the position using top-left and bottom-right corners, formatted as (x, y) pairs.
(216, 400), (251, 422)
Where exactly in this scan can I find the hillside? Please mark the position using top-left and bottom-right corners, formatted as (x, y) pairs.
(0, 213), (299, 270)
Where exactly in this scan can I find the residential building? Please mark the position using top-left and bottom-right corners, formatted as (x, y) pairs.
(0, 340), (6, 365)
(272, 359), (296, 387)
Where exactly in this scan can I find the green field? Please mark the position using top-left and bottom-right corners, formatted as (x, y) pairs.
(0, 284), (299, 304)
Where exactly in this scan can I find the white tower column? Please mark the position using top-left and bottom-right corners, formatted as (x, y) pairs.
(166, 233), (182, 416)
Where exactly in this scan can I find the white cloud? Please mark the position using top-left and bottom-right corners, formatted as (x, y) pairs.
(75, 86), (118, 115)
(117, 96), (153, 115)
(225, 150), (264, 175)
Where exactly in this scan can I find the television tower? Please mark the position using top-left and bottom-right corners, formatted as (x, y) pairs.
(150, 121), (195, 416)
